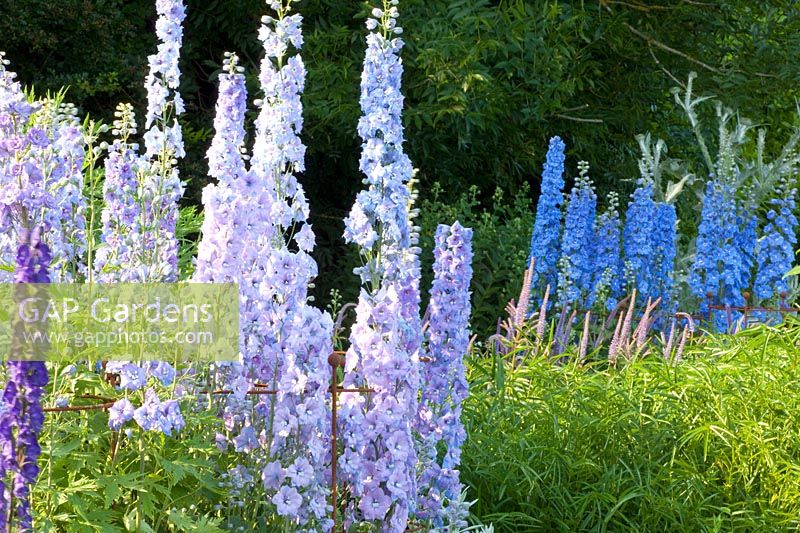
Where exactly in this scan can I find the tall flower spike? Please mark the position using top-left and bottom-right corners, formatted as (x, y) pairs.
(416, 222), (473, 529)
(139, 0), (187, 282)
(528, 136), (566, 301)
(688, 178), (741, 328)
(590, 192), (623, 310)
(340, 2), (421, 530)
(623, 181), (657, 300)
(754, 184), (797, 322)
(250, 4), (334, 527)
(1, 228), (50, 531)
(557, 161), (597, 307)
(650, 202), (678, 314)
(95, 104), (144, 282)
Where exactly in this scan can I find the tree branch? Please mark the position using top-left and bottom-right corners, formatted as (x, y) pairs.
(623, 22), (720, 73)
(553, 113), (604, 124)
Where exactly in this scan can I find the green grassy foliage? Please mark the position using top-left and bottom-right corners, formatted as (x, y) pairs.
(463, 323), (800, 531)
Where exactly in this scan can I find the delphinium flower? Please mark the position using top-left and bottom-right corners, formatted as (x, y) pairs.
(139, 0), (187, 282)
(557, 161), (597, 307)
(249, 5), (333, 523)
(340, 2), (421, 530)
(650, 202), (678, 313)
(416, 222), (473, 530)
(194, 3), (334, 526)
(590, 192), (623, 310)
(688, 178), (738, 325)
(95, 0), (187, 435)
(94, 103), (145, 282)
(0, 53), (88, 282)
(0, 228), (51, 531)
(623, 180), (657, 301)
(754, 183), (797, 321)
(528, 136), (566, 300)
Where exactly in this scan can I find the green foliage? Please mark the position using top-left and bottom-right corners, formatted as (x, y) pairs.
(463, 323), (800, 531)
(34, 365), (226, 532)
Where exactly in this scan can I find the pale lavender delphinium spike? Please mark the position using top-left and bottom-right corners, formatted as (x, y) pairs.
(416, 222), (474, 529)
(340, 2), (422, 530)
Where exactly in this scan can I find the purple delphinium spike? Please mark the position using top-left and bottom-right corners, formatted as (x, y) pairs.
(1, 228), (51, 531)
(416, 222), (473, 529)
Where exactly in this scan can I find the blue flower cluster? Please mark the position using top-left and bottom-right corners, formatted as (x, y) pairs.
(651, 202), (678, 312)
(528, 136), (566, 296)
(557, 161), (597, 306)
(689, 179), (744, 324)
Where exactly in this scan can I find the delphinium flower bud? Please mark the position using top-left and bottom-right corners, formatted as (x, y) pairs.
(528, 136), (566, 304)
(0, 227), (51, 531)
(416, 222), (473, 529)
(340, 2), (421, 530)
(557, 161), (597, 307)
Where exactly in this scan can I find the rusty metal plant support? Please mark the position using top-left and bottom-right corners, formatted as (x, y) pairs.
(327, 350), (373, 533)
(705, 290), (800, 327)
